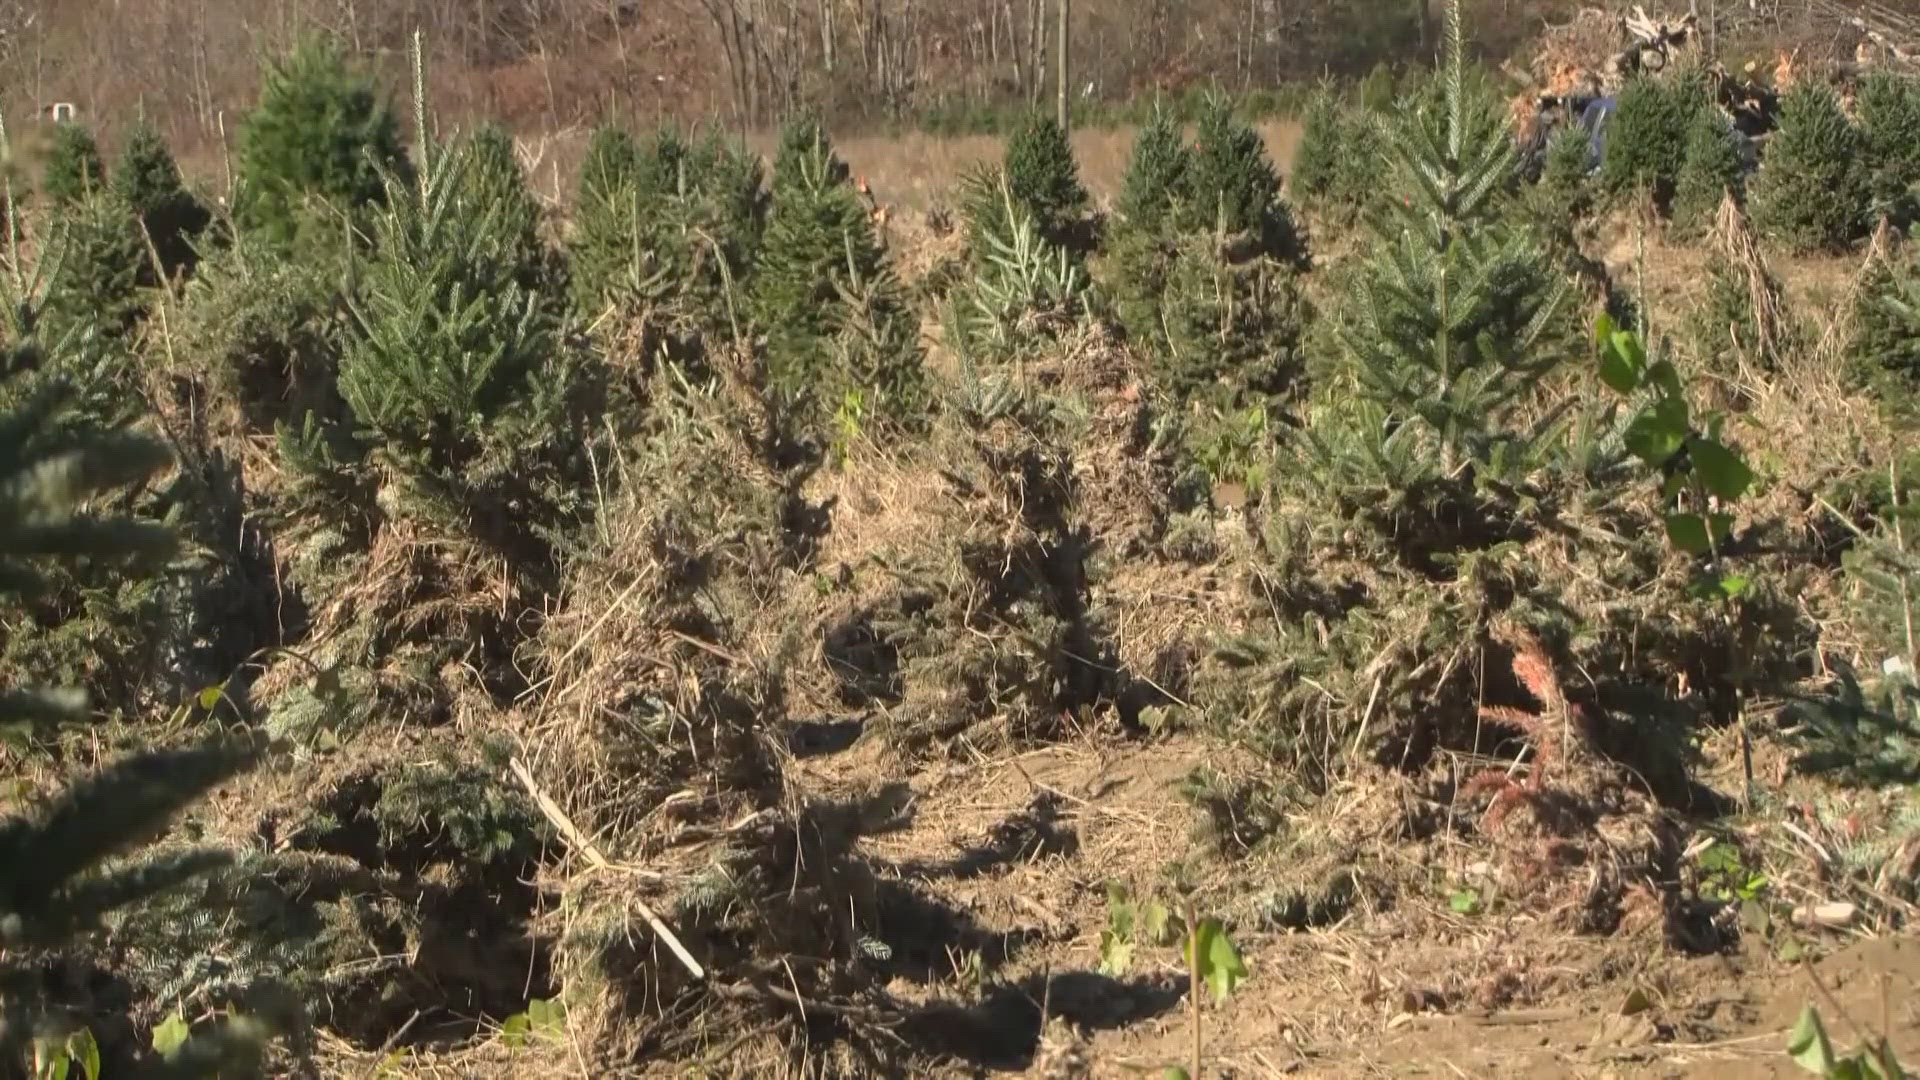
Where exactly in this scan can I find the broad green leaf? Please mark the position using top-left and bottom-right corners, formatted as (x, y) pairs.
(528, 997), (565, 1032)
(69, 1029), (99, 1080)
(1189, 919), (1247, 1004)
(1645, 359), (1684, 399)
(1666, 513), (1712, 554)
(1164, 1069), (1193, 1080)
(1598, 331), (1641, 393)
(1142, 899), (1179, 945)
(152, 1013), (191, 1060)
(1787, 1004), (1837, 1074)
(197, 686), (223, 710)
(1625, 400), (1688, 467)
(1601, 324), (1647, 391)
(1595, 312), (1616, 347)
(33, 1044), (68, 1080)
(1449, 889), (1480, 914)
(1690, 438), (1754, 502)
(1717, 574), (1751, 599)
(500, 1013), (531, 1049)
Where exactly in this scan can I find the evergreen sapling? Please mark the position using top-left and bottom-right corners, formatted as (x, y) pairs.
(1325, 1), (1569, 474)
(39, 124), (103, 208)
(754, 119), (921, 424)
(1750, 84), (1870, 252)
(0, 243), (269, 1068)
(234, 37), (412, 249)
(1183, 94), (1307, 269)
(1115, 106), (1191, 232)
(1600, 73), (1708, 206)
(1670, 107), (1747, 239)
(1003, 112), (1089, 247)
(111, 122), (211, 284)
(1855, 72), (1920, 227)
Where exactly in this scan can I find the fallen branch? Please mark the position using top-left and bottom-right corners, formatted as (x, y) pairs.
(509, 756), (707, 981)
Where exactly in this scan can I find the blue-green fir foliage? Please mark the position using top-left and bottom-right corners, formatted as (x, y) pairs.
(112, 122), (212, 281)
(40, 123), (104, 207)
(1003, 112), (1089, 244)
(1750, 83), (1870, 251)
(235, 37), (412, 247)
(1330, 2), (1569, 471)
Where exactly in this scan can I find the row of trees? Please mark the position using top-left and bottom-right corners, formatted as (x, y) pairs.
(3, 7), (1917, 1070)
(1, 0), (1535, 146)
(1298, 60), (1920, 251)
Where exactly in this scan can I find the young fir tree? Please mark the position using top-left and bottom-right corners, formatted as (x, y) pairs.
(1290, 89), (1346, 210)
(0, 264), (267, 1067)
(40, 192), (147, 341)
(1852, 257), (1920, 419)
(1326, 0), (1569, 474)
(1182, 94), (1307, 268)
(459, 122), (554, 299)
(568, 125), (694, 310)
(1540, 121), (1592, 189)
(338, 133), (561, 471)
(1106, 111), (1194, 351)
(235, 37), (412, 249)
(1115, 105), (1191, 231)
(575, 124), (640, 207)
(1750, 83), (1870, 252)
(1003, 111), (1088, 246)
(1855, 72), (1920, 227)
(771, 113), (847, 197)
(39, 123), (104, 207)
(1670, 106), (1747, 239)
(754, 123), (920, 423)
(1600, 72), (1708, 205)
(111, 122), (212, 284)
(1105, 98), (1312, 409)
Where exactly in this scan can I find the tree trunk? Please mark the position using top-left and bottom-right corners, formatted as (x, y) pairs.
(1056, 0), (1069, 127)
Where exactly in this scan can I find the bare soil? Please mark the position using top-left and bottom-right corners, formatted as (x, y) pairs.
(785, 729), (1918, 1078)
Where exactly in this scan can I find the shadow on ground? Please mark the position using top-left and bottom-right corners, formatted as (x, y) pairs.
(897, 970), (1188, 1071)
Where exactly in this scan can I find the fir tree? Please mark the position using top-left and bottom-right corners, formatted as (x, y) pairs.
(1750, 83), (1869, 252)
(1532, 121), (1597, 229)
(1325, 0), (1569, 473)
(1600, 72), (1709, 205)
(754, 128), (919, 422)
(1853, 257), (1920, 417)
(771, 114), (847, 197)
(1290, 89), (1346, 210)
(1151, 234), (1310, 404)
(338, 133), (561, 469)
(1002, 111), (1088, 245)
(1182, 94), (1307, 268)
(0, 260), (267, 1068)
(1855, 72), (1920, 227)
(111, 122), (212, 284)
(950, 170), (1092, 366)
(235, 36), (412, 248)
(635, 127), (692, 200)
(568, 126), (764, 345)
(1670, 107), (1747, 239)
(40, 192), (146, 341)
(575, 124), (640, 207)
(459, 122), (553, 299)
(39, 123), (103, 208)
(1116, 106), (1191, 231)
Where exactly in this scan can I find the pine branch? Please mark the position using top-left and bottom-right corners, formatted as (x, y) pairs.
(0, 731), (264, 936)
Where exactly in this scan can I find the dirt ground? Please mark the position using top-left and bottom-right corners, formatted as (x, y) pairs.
(785, 728), (1918, 1078)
